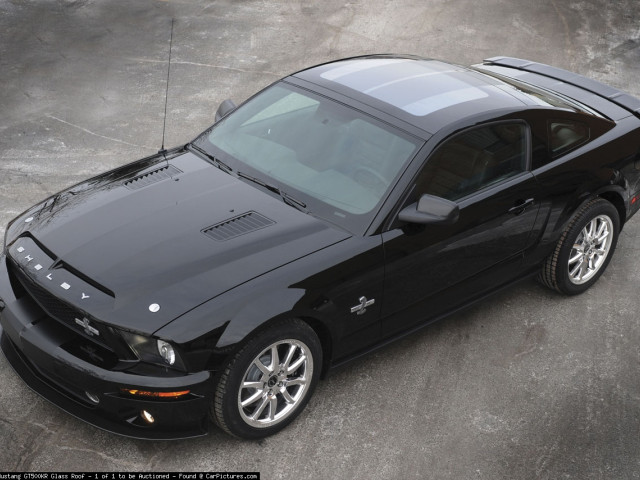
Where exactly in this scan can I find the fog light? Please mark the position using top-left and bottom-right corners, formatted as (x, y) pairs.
(85, 391), (100, 404)
(157, 340), (175, 365)
(141, 410), (155, 424)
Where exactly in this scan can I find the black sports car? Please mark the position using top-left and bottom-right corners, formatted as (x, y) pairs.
(2, 55), (640, 440)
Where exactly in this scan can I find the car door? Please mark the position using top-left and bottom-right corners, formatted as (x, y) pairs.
(381, 120), (541, 337)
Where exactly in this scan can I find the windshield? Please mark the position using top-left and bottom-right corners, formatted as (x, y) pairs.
(193, 82), (422, 233)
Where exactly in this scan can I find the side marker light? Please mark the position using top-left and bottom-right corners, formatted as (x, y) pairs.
(121, 388), (190, 398)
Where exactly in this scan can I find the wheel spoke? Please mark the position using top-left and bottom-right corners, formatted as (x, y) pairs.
(254, 358), (272, 376)
(578, 260), (589, 280)
(241, 390), (264, 408)
(595, 230), (610, 245)
(280, 388), (295, 404)
(270, 345), (280, 371)
(287, 354), (306, 374)
(242, 381), (263, 390)
(569, 251), (583, 264)
(569, 258), (584, 279)
(282, 344), (297, 372)
(251, 397), (270, 420)
(268, 396), (278, 421)
(285, 378), (306, 387)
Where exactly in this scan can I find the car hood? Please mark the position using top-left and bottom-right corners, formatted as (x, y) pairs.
(14, 149), (350, 334)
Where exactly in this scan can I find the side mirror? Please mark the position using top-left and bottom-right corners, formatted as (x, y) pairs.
(215, 99), (237, 122)
(398, 194), (459, 225)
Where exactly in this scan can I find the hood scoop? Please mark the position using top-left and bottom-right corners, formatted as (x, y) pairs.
(123, 164), (182, 190)
(202, 211), (275, 242)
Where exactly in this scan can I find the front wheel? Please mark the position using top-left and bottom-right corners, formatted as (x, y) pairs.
(211, 319), (322, 439)
(539, 198), (619, 295)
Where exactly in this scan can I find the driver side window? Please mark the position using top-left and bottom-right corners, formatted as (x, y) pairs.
(419, 122), (528, 201)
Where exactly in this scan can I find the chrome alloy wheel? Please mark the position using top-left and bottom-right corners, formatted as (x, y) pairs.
(237, 339), (313, 428)
(568, 214), (614, 285)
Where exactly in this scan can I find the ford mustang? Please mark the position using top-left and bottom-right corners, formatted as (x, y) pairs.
(2, 55), (640, 439)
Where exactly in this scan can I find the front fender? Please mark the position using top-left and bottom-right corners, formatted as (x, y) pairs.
(154, 234), (384, 372)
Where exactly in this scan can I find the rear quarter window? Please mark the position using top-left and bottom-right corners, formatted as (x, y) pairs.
(527, 111), (615, 170)
(549, 120), (590, 158)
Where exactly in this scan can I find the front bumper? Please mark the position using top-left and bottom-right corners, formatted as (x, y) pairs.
(0, 255), (214, 440)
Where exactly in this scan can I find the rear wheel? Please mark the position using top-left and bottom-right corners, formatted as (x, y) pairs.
(539, 198), (619, 295)
(211, 319), (322, 439)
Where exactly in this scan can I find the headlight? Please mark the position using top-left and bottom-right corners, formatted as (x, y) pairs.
(157, 339), (176, 365)
(120, 331), (185, 370)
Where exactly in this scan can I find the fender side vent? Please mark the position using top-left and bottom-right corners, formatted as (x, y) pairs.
(124, 165), (182, 190)
(203, 212), (275, 242)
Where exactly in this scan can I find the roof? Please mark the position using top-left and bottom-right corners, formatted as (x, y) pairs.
(293, 55), (528, 134)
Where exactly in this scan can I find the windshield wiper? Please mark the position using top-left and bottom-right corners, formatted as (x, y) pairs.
(188, 144), (233, 174)
(237, 171), (308, 213)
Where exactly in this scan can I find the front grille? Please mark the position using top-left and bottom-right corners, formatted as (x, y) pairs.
(7, 260), (133, 360)
(20, 274), (79, 323)
(11, 263), (91, 331)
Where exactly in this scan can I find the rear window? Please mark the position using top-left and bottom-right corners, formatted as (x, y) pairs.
(478, 68), (604, 117)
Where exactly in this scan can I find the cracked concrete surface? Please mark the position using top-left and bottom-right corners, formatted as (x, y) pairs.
(1, 0), (640, 478)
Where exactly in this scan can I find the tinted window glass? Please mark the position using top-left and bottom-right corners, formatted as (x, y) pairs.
(476, 67), (604, 117)
(419, 122), (528, 200)
(548, 120), (590, 157)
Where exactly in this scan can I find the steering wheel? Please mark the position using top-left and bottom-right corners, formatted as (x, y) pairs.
(352, 166), (389, 194)
(353, 166), (389, 196)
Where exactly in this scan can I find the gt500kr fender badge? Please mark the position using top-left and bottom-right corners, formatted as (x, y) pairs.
(75, 317), (99, 336)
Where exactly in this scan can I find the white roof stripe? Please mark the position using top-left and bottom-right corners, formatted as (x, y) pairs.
(362, 70), (456, 94)
(402, 87), (489, 116)
(318, 58), (496, 117)
(320, 58), (410, 81)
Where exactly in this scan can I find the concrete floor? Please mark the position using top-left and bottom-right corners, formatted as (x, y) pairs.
(1, 0), (640, 477)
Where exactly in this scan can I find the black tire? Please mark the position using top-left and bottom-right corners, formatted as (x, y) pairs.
(539, 198), (619, 295)
(211, 319), (322, 439)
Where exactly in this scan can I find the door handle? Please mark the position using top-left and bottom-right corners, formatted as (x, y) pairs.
(508, 198), (535, 215)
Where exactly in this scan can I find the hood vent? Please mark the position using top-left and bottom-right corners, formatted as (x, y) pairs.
(203, 211), (275, 242)
(124, 164), (182, 190)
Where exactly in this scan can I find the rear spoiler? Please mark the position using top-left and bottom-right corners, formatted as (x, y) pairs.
(484, 56), (640, 116)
